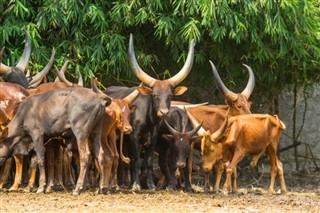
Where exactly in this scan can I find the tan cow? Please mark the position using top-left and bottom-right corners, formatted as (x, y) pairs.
(188, 112), (287, 195)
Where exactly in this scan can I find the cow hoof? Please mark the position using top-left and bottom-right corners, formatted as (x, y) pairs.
(131, 183), (141, 191)
(46, 187), (52, 193)
(184, 187), (193, 193)
(24, 187), (32, 193)
(222, 189), (229, 196)
(36, 188), (45, 194)
(8, 187), (18, 192)
(147, 183), (156, 191)
(72, 190), (80, 196)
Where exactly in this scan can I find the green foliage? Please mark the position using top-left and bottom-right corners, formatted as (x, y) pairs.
(0, 0), (319, 97)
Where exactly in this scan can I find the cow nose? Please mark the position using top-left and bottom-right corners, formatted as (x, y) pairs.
(124, 126), (132, 134)
(203, 166), (211, 172)
(157, 108), (169, 117)
(176, 162), (186, 168)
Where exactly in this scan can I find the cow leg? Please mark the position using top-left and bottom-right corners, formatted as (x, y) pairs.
(223, 151), (244, 195)
(73, 137), (90, 195)
(276, 157), (287, 193)
(158, 148), (174, 190)
(54, 143), (63, 189)
(183, 160), (192, 192)
(129, 132), (142, 191)
(92, 133), (108, 194)
(203, 171), (211, 192)
(213, 160), (224, 193)
(25, 154), (38, 192)
(109, 130), (119, 190)
(46, 142), (55, 193)
(231, 166), (237, 193)
(9, 155), (24, 191)
(145, 127), (157, 190)
(31, 131), (46, 193)
(0, 158), (13, 189)
(63, 149), (75, 187)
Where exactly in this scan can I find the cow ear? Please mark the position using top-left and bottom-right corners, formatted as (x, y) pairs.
(137, 86), (153, 96)
(173, 86), (188, 96)
(130, 105), (137, 113)
(162, 134), (174, 142)
(191, 135), (202, 144)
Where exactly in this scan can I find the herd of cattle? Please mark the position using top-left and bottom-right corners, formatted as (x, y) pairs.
(0, 31), (287, 196)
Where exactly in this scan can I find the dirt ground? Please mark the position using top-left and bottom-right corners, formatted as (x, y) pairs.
(0, 171), (319, 212)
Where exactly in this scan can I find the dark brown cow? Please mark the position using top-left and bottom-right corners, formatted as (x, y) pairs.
(105, 34), (195, 190)
(0, 87), (112, 195)
(91, 78), (139, 193)
(189, 112), (287, 195)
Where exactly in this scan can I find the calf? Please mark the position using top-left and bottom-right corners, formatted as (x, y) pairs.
(189, 112), (287, 195)
(0, 87), (111, 195)
(156, 107), (202, 191)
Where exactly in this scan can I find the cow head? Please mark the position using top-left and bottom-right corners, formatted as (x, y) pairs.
(186, 109), (228, 172)
(162, 119), (203, 169)
(0, 30), (31, 88)
(129, 34), (194, 118)
(210, 61), (255, 116)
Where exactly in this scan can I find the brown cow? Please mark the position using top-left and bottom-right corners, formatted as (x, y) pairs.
(189, 112), (287, 195)
(90, 78), (139, 193)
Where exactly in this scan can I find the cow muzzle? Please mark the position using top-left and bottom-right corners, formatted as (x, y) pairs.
(176, 162), (186, 169)
(157, 108), (169, 118)
(123, 126), (133, 134)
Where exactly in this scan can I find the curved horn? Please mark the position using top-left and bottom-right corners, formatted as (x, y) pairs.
(15, 30), (31, 72)
(0, 47), (4, 65)
(128, 34), (156, 87)
(77, 70), (83, 87)
(122, 88), (140, 105)
(186, 110), (206, 135)
(163, 119), (178, 135)
(210, 115), (228, 143)
(54, 64), (73, 87)
(0, 47), (12, 74)
(90, 77), (105, 95)
(209, 60), (237, 102)
(28, 48), (56, 87)
(241, 64), (255, 100)
(187, 121), (203, 137)
(54, 60), (68, 82)
(168, 39), (195, 87)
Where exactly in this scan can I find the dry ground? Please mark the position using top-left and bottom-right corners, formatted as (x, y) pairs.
(0, 171), (319, 212)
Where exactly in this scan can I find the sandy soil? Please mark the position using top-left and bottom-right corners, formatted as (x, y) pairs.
(0, 171), (319, 213)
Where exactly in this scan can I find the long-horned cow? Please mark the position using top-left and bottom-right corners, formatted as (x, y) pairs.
(189, 112), (287, 195)
(105, 34), (195, 190)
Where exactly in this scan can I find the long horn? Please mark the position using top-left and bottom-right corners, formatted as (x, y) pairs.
(163, 119), (178, 135)
(122, 88), (140, 105)
(0, 47), (12, 74)
(15, 30), (31, 72)
(210, 115), (228, 143)
(186, 110), (206, 135)
(128, 34), (156, 87)
(90, 77), (105, 95)
(0, 47), (4, 65)
(187, 120), (204, 137)
(54, 64), (73, 87)
(209, 60), (237, 102)
(77, 70), (83, 87)
(241, 64), (255, 100)
(171, 102), (209, 108)
(28, 48), (56, 87)
(54, 60), (68, 82)
(168, 39), (195, 87)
